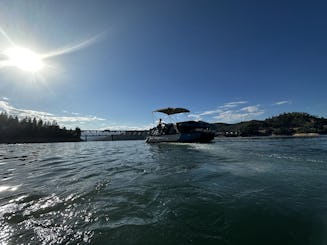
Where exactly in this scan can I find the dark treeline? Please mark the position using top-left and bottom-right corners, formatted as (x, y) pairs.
(213, 112), (327, 137)
(0, 112), (81, 143)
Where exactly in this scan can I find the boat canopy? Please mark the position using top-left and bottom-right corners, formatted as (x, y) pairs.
(154, 107), (190, 115)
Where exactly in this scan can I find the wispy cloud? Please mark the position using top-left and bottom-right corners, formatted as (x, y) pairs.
(0, 100), (53, 117)
(273, 100), (291, 106)
(199, 109), (222, 116)
(0, 100), (105, 129)
(0, 100), (152, 130)
(0, 27), (15, 46)
(188, 101), (264, 123)
(0, 26), (106, 73)
(188, 114), (203, 121)
(214, 105), (264, 122)
(219, 101), (248, 109)
(98, 123), (153, 131)
(191, 101), (248, 119)
(240, 106), (261, 113)
(42, 32), (106, 59)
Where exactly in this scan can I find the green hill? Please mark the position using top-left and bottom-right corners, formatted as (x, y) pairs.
(212, 112), (327, 137)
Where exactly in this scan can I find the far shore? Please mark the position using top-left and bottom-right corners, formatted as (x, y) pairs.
(0, 138), (81, 144)
(216, 133), (323, 139)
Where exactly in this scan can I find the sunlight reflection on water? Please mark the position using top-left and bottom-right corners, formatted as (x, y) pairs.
(0, 185), (19, 192)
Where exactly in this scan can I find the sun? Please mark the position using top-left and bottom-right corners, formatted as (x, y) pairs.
(4, 46), (44, 72)
(0, 27), (105, 75)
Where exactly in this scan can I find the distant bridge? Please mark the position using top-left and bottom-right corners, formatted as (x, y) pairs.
(81, 130), (149, 141)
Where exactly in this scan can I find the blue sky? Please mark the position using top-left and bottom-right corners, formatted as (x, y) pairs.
(0, 0), (326, 129)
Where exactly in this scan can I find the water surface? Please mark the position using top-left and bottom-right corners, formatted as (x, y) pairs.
(1, 137), (327, 244)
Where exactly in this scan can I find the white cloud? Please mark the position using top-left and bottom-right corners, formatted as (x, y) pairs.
(0, 100), (105, 129)
(61, 110), (81, 116)
(214, 110), (247, 122)
(186, 101), (264, 123)
(188, 114), (202, 121)
(273, 100), (291, 106)
(200, 109), (223, 116)
(214, 105), (264, 122)
(0, 100), (152, 130)
(0, 100), (54, 118)
(195, 101), (247, 117)
(98, 123), (153, 131)
(53, 116), (105, 123)
(219, 101), (248, 109)
(0, 100), (13, 112)
(240, 105), (260, 113)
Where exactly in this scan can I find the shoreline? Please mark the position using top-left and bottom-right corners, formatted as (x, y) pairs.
(291, 133), (320, 137)
(216, 133), (323, 139)
(0, 133), (323, 145)
(0, 138), (81, 144)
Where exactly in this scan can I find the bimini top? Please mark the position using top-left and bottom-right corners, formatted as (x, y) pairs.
(154, 107), (190, 115)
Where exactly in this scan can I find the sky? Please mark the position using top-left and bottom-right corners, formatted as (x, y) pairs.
(0, 0), (326, 130)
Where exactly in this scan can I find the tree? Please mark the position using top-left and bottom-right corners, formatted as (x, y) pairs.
(0, 113), (82, 143)
(75, 127), (81, 138)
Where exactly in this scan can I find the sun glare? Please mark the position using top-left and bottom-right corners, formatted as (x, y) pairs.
(0, 27), (105, 75)
(4, 47), (44, 72)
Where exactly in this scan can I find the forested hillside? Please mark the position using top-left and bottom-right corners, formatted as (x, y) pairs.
(212, 112), (327, 137)
(0, 112), (81, 143)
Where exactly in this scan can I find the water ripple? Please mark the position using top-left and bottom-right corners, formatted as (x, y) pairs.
(0, 139), (327, 244)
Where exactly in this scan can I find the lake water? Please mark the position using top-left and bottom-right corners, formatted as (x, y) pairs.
(1, 137), (327, 244)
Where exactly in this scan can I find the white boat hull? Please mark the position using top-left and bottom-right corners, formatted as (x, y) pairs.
(146, 134), (181, 143)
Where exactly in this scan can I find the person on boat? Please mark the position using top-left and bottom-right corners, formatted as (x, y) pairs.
(157, 118), (164, 134)
(158, 118), (163, 128)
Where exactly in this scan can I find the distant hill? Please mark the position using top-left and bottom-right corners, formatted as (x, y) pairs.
(212, 112), (327, 137)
